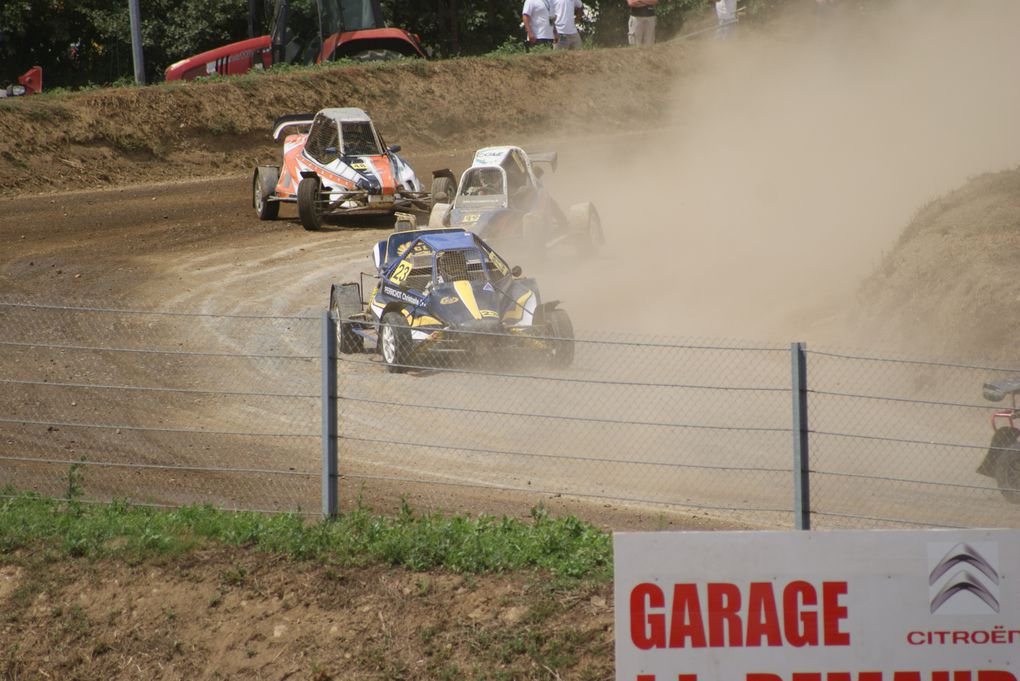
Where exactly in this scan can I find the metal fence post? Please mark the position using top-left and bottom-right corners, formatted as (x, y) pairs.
(322, 309), (338, 518)
(791, 342), (810, 530)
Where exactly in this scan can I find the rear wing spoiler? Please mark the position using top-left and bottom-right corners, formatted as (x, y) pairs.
(528, 151), (558, 172)
(272, 113), (315, 140)
(983, 377), (1020, 402)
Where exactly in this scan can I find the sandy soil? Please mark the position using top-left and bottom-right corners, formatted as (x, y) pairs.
(3, 1), (1020, 677)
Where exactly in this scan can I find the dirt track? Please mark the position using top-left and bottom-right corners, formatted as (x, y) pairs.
(5, 4), (1020, 678)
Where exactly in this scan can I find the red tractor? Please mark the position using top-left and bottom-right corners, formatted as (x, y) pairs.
(164, 0), (425, 82)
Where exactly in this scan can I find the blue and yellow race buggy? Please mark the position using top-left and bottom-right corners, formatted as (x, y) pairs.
(328, 228), (575, 372)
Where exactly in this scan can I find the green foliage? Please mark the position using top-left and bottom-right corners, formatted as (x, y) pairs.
(0, 0), (793, 89)
(0, 490), (613, 579)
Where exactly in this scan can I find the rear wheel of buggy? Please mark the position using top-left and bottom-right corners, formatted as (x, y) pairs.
(330, 288), (363, 355)
(545, 308), (575, 369)
(431, 175), (456, 205)
(995, 443), (1020, 504)
(380, 311), (412, 373)
(568, 203), (603, 256)
(253, 166), (280, 220)
(522, 211), (547, 262)
(298, 177), (324, 231)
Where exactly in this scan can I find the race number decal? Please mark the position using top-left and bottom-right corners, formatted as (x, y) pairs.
(462, 213), (481, 223)
(390, 259), (413, 286)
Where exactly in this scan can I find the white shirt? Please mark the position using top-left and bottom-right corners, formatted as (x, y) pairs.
(550, 0), (582, 36)
(715, 0), (737, 23)
(522, 0), (555, 41)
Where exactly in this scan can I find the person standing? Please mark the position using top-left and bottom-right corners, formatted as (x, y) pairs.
(627, 0), (658, 46)
(714, 0), (737, 38)
(550, 0), (583, 50)
(523, 0), (556, 47)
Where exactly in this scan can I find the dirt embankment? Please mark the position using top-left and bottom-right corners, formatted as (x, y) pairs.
(848, 168), (1020, 364)
(0, 46), (687, 196)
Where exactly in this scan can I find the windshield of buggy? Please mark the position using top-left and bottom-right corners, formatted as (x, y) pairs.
(340, 121), (382, 156)
(455, 167), (507, 209)
(435, 248), (502, 285)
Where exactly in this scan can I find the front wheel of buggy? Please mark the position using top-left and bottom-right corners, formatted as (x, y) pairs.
(298, 177), (324, 231)
(253, 166), (280, 220)
(568, 203), (603, 257)
(546, 308), (575, 369)
(380, 311), (412, 373)
(995, 444), (1020, 504)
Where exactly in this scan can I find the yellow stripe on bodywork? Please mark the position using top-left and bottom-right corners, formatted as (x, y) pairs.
(412, 315), (443, 328)
(503, 290), (533, 323)
(454, 280), (482, 320)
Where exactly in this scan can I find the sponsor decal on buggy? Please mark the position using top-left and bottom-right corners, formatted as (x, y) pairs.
(440, 296), (459, 305)
(485, 248), (509, 277)
(480, 310), (499, 319)
(382, 285), (422, 306)
(350, 162), (368, 171)
(462, 213), (481, 223)
(473, 148), (507, 165)
(453, 281), (482, 320)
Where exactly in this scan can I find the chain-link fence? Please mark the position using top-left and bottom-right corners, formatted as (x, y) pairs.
(0, 301), (321, 514)
(804, 347), (1019, 529)
(3, 300), (1018, 529)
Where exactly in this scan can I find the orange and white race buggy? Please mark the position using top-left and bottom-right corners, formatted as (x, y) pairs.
(252, 107), (428, 230)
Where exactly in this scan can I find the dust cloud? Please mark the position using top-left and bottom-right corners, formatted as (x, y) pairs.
(542, 0), (1020, 344)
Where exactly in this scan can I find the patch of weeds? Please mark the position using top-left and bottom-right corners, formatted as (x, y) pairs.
(208, 117), (242, 136)
(407, 59), (428, 77)
(59, 604), (91, 638)
(1, 644), (25, 679)
(419, 624), (440, 645)
(434, 663), (462, 681)
(220, 566), (247, 586)
(1, 151), (27, 169)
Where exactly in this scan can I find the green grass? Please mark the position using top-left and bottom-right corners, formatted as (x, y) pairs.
(0, 489), (612, 579)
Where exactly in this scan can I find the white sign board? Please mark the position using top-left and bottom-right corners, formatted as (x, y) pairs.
(614, 530), (1020, 681)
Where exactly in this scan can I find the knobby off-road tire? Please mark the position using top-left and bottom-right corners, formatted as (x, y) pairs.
(546, 308), (575, 369)
(996, 443), (1020, 504)
(380, 311), (412, 373)
(298, 177), (324, 231)
(330, 286), (363, 355)
(522, 211), (547, 262)
(981, 426), (1019, 476)
(431, 175), (456, 205)
(253, 166), (280, 220)
(568, 203), (604, 257)
(351, 49), (406, 62)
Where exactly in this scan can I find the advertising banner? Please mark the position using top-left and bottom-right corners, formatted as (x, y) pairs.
(614, 530), (1020, 681)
